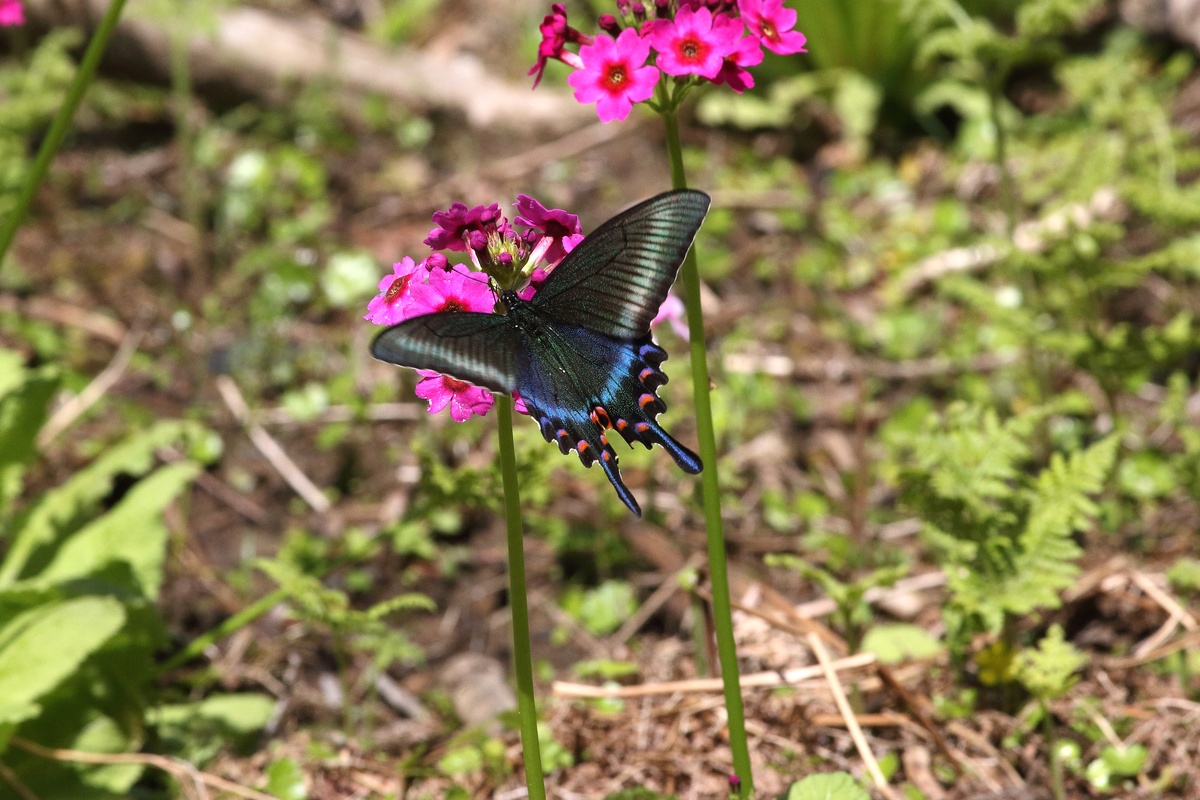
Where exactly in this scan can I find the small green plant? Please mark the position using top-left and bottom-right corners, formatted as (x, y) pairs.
(255, 543), (434, 732)
(765, 553), (907, 654)
(1084, 743), (1149, 792)
(1013, 624), (1088, 800)
(786, 772), (871, 800)
(561, 579), (638, 637)
(893, 402), (1117, 662)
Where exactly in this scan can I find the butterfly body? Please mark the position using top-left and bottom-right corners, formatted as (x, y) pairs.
(372, 190), (710, 516)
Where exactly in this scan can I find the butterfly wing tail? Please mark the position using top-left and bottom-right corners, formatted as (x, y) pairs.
(595, 441), (642, 516)
(640, 423), (703, 475)
(530, 406), (643, 516)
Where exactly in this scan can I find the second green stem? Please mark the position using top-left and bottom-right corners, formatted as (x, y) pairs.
(662, 110), (754, 798)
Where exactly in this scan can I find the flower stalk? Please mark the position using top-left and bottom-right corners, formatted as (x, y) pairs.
(0, 0), (129, 271)
(496, 395), (547, 800)
(662, 109), (754, 798)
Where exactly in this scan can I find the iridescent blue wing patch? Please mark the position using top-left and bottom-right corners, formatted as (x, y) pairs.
(514, 321), (700, 516)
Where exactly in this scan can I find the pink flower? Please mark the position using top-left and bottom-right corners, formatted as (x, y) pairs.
(646, 6), (741, 80)
(512, 389), (529, 415)
(415, 370), (494, 422)
(364, 257), (429, 326)
(650, 293), (689, 340)
(408, 267), (494, 316)
(713, 32), (763, 93)
(517, 267), (550, 301)
(529, 3), (588, 88)
(738, 0), (806, 55)
(424, 202), (506, 253)
(567, 28), (660, 123)
(0, 0), (23, 26)
(515, 194), (582, 265)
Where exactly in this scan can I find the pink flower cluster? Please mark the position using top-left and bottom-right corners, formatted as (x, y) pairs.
(531, 0), (806, 122)
(366, 196), (687, 422)
(0, 0), (24, 26)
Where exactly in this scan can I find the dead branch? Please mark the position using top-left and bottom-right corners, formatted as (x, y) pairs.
(23, 0), (590, 133)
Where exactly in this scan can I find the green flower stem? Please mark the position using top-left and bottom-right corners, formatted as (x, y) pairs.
(661, 109), (754, 798)
(0, 0), (129, 270)
(156, 588), (288, 676)
(495, 396), (547, 800)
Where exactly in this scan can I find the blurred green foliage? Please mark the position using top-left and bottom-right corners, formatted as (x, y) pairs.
(0, 350), (273, 796)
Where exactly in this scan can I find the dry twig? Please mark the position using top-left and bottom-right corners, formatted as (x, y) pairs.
(553, 652), (876, 698)
(215, 375), (330, 514)
(807, 633), (896, 798)
(37, 326), (144, 448)
(7, 737), (287, 800)
(0, 294), (126, 345)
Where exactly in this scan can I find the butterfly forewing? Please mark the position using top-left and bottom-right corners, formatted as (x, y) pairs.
(531, 190), (710, 338)
(370, 312), (521, 393)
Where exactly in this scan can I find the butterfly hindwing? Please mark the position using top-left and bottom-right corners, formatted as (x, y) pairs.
(370, 312), (521, 394)
(530, 189), (710, 338)
(512, 315), (702, 516)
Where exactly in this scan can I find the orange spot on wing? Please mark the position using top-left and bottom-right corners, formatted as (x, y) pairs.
(638, 394), (656, 409)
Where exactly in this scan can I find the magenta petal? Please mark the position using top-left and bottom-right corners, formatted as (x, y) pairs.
(414, 373), (453, 415)
(765, 29), (806, 55)
(0, 0), (23, 26)
(364, 256), (429, 325)
(572, 29), (657, 123)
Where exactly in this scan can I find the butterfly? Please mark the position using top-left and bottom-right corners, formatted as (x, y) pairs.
(371, 189), (710, 516)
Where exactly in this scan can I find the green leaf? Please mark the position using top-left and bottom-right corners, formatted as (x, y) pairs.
(603, 790), (676, 800)
(1, 421), (201, 586)
(437, 744), (483, 775)
(71, 714), (143, 793)
(787, 772), (872, 800)
(1167, 557), (1200, 593)
(862, 624), (942, 664)
(35, 462), (200, 597)
(149, 692), (277, 765)
(0, 596), (125, 726)
(564, 580), (637, 636)
(0, 348), (26, 399)
(150, 692), (277, 736)
(1117, 451), (1176, 500)
(265, 757), (308, 800)
(573, 659), (640, 680)
(1013, 624), (1087, 701)
(1100, 743), (1148, 777)
(321, 251), (379, 309)
(538, 720), (574, 773)
(0, 368), (58, 513)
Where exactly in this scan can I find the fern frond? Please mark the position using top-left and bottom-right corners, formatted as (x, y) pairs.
(1001, 434), (1118, 616)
